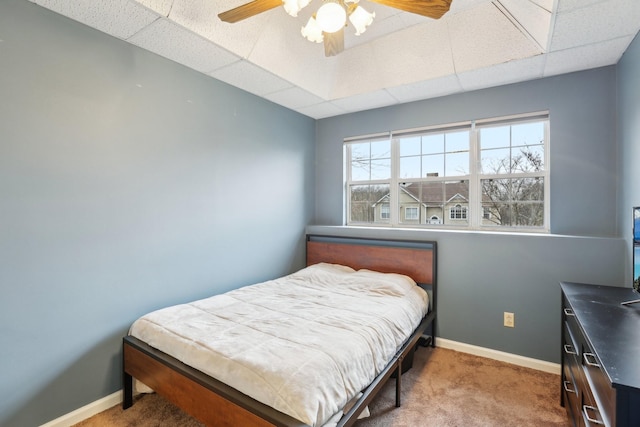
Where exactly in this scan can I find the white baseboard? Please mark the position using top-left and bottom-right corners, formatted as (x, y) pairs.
(40, 339), (560, 426)
(435, 338), (561, 375)
(39, 390), (122, 427)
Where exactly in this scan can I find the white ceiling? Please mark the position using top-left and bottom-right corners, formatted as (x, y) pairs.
(28, 0), (640, 119)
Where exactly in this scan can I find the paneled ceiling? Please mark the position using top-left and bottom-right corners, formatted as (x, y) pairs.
(27, 0), (640, 119)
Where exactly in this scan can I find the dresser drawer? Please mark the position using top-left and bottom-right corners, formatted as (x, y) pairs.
(563, 361), (581, 426)
(562, 303), (614, 426)
(580, 376), (605, 426)
(563, 322), (584, 426)
(563, 304), (584, 352)
(582, 342), (615, 426)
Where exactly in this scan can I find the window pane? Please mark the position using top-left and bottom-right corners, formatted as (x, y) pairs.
(423, 154), (444, 177)
(481, 148), (511, 174)
(370, 140), (390, 159)
(370, 158), (391, 180)
(480, 126), (510, 149)
(400, 156), (421, 179)
(512, 145), (544, 173)
(351, 159), (370, 181)
(445, 151), (469, 176)
(480, 122), (546, 175)
(514, 202), (544, 226)
(422, 133), (444, 154)
(514, 177), (544, 201)
(512, 122), (544, 147)
(481, 178), (544, 227)
(350, 142), (370, 181)
(349, 184), (390, 223)
(446, 131), (470, 152)
(399, 136), (421, 156)
(350, 140), (391, 181)
(398, 181), (469, 226)
(351, 142), (369, 159)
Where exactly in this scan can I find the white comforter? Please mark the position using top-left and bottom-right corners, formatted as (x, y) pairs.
(129, 263), (428, 427)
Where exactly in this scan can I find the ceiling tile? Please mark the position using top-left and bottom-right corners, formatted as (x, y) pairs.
(344, 10), (405, 50)
(449, 0), (493, 14)
(458, 54), (546, 91)
(544, 36), (634, 76)
(33, 0), (159, 39)
(331, 89), (399, 113)
(332, 19), (455, 99)
(246, 14), (340, 98)
(168, 0), (271, 58)
(127, 18), (239, 73)
(263, 87), (326, 109)
(498, 0), (552, 50)
(448, 2), (543, 73)
(556, 0), (603, 14)
(134, 0), (174, 17)
(297, 102), (348, 119)
(210, 61), (294, 97)
(529, 0), (554, 12)
(550, 0), (640, 51)
(385, 75), (463, 103)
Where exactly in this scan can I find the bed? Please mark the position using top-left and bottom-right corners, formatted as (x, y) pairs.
(122, 235), (437, 427)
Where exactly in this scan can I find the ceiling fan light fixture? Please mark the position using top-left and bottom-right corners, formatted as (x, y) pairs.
(349, 5), (374, 36)
(301, 16), (324, 43)
(283, 0), (311, 17)
(315, 0), (347, 34)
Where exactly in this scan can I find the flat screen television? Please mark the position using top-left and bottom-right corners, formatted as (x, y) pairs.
(622, 206), (640, 305)
(635, 206), (640, 244)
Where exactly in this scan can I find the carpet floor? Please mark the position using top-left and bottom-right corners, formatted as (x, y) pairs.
(75, 347), (569, 426)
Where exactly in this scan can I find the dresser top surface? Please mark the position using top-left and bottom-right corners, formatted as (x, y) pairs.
(561, 281), (640, 391)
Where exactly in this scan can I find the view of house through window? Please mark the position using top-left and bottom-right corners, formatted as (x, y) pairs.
(345, 112), (549, 231)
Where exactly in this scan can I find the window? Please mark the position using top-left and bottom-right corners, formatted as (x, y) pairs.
(405, 206), (419, 220)
(450, 204), (467, 220)
(345, 112), (549, 231)
(380, 204), (390, 220)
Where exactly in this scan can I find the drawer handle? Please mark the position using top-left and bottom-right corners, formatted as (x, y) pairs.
(583, 352), (601, 368)
(563, 344), (577, 356)
(563, 380), (576, 394)
(563, 308), (575, 316)
(583, 405), (604, 425)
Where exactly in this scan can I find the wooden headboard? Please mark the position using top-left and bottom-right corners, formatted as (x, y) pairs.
(306, 235), (436, 286)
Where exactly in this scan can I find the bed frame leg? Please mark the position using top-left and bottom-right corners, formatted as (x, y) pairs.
(395, 358), (402, 407)
(123, 371), (133, 409)
(123, 343), (133, 410)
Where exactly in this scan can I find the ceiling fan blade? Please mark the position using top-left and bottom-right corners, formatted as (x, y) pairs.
(324, 29), (344, 57)
(368, 0), (452, 19)
(218, 0), (282, 23)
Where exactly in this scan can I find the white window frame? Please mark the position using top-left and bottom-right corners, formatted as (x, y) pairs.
(405, 206), (419, 220)
(449, 204), (468, 220)
(380, 204), (390, 220)
(345, 112), (550, 232)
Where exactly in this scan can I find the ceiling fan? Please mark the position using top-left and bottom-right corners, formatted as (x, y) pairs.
(218, 0), (453, 57)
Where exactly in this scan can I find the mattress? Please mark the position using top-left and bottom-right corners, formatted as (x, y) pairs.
(129, 262), (429, 427)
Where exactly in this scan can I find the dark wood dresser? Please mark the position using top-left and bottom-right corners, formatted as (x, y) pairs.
(560, 282), (640, 426)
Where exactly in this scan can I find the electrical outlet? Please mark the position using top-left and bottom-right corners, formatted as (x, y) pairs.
(504, 312), (515, 328)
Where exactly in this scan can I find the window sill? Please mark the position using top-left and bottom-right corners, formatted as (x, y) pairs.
(307, 224), (620, 241)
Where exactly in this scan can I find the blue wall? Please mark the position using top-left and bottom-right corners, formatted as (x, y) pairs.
(313, 67), (627, 365)
(0, 1), (315, 426)
(618, 33), (640, 284)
